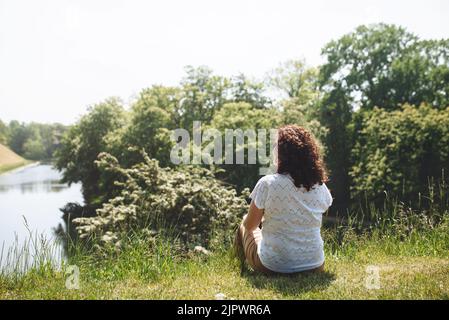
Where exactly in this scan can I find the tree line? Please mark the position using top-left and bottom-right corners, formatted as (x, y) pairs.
(56, 23), (449, 219)
(0, 120), (67, 160)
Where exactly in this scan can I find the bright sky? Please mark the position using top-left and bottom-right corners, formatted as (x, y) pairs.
(0, 0), (448, 125)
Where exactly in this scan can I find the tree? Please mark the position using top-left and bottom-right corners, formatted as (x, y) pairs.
(268, 59), (326, 146)
(229, 73), (272, 109)
(318, 23), (449, 212)
(320, 24), (449, 111)
(7, 121), (32, 155)
(209, 102), (282, 191)
(38, 123), (67, 159)
(390, 39), (449, 108)
(179, 66), (230, 130)
(23, 135), (46, 160)
(55, 98), (127, 205)
(0, 120), (8, 145)
(268, 59), (319, 102)
(318, 87), (353, 211)
(114, 86), (181, 168)
(4, 121), (66, 159)
(350, 104), (449, 204)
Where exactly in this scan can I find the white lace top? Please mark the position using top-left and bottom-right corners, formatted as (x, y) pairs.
(250, 173), (333, 273)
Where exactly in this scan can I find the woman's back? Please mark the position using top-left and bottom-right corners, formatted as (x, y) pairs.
(250, 173), (333, 273)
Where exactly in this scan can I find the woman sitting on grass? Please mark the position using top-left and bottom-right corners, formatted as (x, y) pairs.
(235, 125), (333, 274)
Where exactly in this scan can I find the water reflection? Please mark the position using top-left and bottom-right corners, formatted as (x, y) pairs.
(0, 180), (69, 193)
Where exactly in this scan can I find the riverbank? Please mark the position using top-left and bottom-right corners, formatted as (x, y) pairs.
(0, 161), (38, 175)
(1, 217), (448, 299)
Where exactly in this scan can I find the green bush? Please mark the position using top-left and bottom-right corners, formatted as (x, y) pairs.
(350, 104), (449, 203)
(73, 149), (248, 251)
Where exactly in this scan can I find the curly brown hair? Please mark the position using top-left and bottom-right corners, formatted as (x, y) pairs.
(276, 125), (328, 191)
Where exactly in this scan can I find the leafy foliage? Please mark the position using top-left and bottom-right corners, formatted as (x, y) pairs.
(230, 73), (272, 109)
(209, 102), (282, 191)
(113, 86), (181, 169)
(0, 120), (8, 145)
(73, 150), (248, 250)
(2, 120), (67, 160)
(268, 59), (319, 102)
(318, 23), (449, 210)
(52, 24), (449, 250)
(178, 66), (230, 130)
(350, 104), (449, 202)
(320, 24), (449, 110)
(55, 98), (127, 205)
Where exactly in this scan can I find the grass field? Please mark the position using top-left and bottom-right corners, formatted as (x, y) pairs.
(0, 143), (31, 174)
(1, 216), (448, 300)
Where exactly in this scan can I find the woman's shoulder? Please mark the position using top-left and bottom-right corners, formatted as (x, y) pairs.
(304, 183), (333, 207)
(254, 174), (273, 184)
(256, 173), (290, 185)
(253, 174), (299, 195)
(256, 175), (331, 195)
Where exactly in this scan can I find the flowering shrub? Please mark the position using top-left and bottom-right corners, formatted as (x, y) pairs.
(73, 149), (249, 250)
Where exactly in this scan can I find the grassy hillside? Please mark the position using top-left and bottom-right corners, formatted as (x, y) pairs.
(0, 143), (30, 174)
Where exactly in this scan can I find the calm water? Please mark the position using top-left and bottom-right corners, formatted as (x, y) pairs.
(0, 164), (83, 268)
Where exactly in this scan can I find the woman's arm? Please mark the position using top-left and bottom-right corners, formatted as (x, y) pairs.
(243, 200), (264, 232)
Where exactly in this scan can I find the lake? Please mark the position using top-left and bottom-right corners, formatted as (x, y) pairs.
(0, 164), (83, 270)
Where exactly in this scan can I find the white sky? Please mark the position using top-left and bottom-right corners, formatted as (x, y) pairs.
(0, 0), (448, 125)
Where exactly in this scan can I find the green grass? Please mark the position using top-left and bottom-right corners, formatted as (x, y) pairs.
(1, 218), (448, 300)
